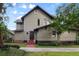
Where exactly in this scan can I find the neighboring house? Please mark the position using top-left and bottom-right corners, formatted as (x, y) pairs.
(14, 6), (79, 44)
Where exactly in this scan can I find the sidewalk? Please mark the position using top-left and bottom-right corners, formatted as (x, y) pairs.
(20, 47), (79, 52)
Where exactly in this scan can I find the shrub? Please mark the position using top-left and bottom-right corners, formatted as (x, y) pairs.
(60, 41), (75, 45)
(10, 45), (20, 49)
(4, 38), (13, 43)
(37, 41), (58, 46)
(75, 40), (79, 45)
(0, 45), (10, 50)
(0, 45), (20, 50)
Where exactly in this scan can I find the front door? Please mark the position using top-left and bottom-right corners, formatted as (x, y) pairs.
(29, 31), (34, 40)
(27, 31), (35, 47)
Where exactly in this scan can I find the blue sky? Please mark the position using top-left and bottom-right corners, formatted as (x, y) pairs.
(6, 3), (62, 30)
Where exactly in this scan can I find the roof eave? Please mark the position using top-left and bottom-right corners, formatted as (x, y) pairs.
(21, 5), (55, 22)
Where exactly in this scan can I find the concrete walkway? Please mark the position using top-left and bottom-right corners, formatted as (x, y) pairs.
(20, 47), (79, 52)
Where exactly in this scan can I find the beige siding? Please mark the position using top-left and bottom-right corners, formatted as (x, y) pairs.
(15, 7), (77, 42)
(36, 28), (76, 41)
(15, 8), (52, 41)
(14, 32), (25, 40)
(24, 9), (51, 32)
(16, 24), (23, 30)
(60, 31), (76, 41)
(24, 9), (52, 40)
(36, 27), (56, 41)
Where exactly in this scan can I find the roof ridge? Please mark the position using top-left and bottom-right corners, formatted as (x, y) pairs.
(21, 5), (54, 22)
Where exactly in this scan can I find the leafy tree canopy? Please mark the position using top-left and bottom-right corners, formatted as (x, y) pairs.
(51, 3), (79, 34)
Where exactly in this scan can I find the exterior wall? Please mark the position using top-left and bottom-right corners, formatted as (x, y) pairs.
(24, 9), (51, 32)
(35, 27), (56, 41)
(24, 9), (52, 40)
(16, 24), (23, 30)
(35, 27), (77, 42)
(60, 31), (76, 41)
(14, 32), (25, 42)
(15, 8), (77, 42)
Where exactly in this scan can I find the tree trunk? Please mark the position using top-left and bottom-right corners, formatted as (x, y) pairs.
(0, 32), (3, 47)
(57, 34), (60, 45)
(56, 32), (60, 45)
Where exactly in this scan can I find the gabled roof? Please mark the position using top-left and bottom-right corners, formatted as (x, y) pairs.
(14, 29), (23, 32)
(34, 24), (79, 31)
(15, 19), (23, 24)
(21, 5), (54, 22)
(34, 24), (51, 31)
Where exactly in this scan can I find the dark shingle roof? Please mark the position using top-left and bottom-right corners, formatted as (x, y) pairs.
(21, 5), (54, 22)
(14, 29), (23, 32)
(15, 19), (23, 24)
(34, 24), (51, 31)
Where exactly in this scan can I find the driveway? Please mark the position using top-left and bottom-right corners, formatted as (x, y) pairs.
(20, 47), (79, 52)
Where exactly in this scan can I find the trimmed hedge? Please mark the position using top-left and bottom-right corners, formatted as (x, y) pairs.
(60, 41), (76, 45)
(0, 45), (20, 50)
(37, 41), (58, 46)
(36, 41), (77, 46)
(75, 40), (79, 45)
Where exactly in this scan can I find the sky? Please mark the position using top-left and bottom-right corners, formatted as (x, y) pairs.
(5, 3), (62, 30)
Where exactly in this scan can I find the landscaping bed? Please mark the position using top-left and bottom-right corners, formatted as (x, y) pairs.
(36, 41), (79, 48)
(4, 43), (26, 47)
(36, 45), (79, 48)
(4, 43), (79, 48)
(0, 48), (26, 56)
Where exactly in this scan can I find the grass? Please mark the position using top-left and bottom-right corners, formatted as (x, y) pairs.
(4, 43), (26, 47)
(2, 43), (79, 56)
(1, 48), (79, 56)
(26, 52), (79, 56)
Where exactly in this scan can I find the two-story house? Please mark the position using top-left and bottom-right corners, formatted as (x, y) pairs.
(14, 6), (78, 45)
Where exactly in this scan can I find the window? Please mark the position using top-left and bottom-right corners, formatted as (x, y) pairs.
(38, 19), (40, 26)
(52, 31), (56, 35)
(26, 32), (28, 34)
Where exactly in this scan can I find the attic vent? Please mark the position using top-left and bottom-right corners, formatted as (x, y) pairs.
(34, 10), (38, 15)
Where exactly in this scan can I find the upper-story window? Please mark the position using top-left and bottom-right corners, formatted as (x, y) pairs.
(38, 19), (40, 26)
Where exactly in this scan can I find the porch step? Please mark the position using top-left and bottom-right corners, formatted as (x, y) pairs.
(27, 44), (36, 47)
(27, 40), (35, 47)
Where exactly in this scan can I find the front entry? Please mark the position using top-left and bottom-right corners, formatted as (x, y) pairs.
(27, 31), (35, 47)
(29, 31), (34, 40)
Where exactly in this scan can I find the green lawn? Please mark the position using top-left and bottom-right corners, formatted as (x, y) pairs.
(1, 48), (79, 56)
(26, 52), (79, 56)
(2, 43), (79, 56)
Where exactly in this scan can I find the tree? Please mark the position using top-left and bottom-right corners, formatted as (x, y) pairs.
(0, 3), (12, 46)
(51, 3), (79, 45)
